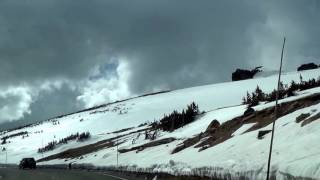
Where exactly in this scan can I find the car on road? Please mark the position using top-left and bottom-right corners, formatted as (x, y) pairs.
(19, 158), (36, 169)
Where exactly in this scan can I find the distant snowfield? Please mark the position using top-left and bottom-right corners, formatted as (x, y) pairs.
(1, 69), (320, 179)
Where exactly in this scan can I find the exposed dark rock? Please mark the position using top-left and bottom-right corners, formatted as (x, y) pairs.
(206, 120), (220, 133)
(172, 125), (221, 154)
(296, 113), (311, 123)
(301, 112), (320, 127)
(232, 66), (262, 81)
(297, 63), (318, 71)
(257, 130), (272, 139)
(171, 137), (200, 154)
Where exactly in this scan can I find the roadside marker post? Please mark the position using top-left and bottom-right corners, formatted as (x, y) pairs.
(5, 148), (7, 166)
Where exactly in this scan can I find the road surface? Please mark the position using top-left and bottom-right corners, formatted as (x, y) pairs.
(0, 168), (141, 180)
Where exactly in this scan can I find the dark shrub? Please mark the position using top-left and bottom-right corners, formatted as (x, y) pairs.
(1, 138), (7, 145)
(296, 113), (311, 123)
(78, 132), (90, 141)
(257, 130), (272, 139)
(154, 102), (200, 132)
(243, 107), (255, 116)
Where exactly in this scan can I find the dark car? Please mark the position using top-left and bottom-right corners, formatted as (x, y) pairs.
(19, 158), (36, 169)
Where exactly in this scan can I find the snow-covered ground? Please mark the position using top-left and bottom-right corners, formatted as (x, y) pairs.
(1, 69), (320, 179)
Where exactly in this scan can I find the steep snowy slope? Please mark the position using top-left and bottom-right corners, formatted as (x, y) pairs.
(1, 69), (320, 179)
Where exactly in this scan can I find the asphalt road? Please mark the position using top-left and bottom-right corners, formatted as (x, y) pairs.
(0, 168), (139, 180)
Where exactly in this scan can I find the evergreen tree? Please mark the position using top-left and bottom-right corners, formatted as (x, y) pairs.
(1, 138), (6, 145)
(246, 92), (252, 105)
(158, 102), (200, 132)
(255, 86), (265, 101)
(242, 77), (320, 105)
(242, 96), (247, 104)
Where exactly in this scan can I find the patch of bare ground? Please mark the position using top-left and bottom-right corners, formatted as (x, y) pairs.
(109, 127), (134, 134)
(245, 93), (320, 131)
(173, 93), (320, 153)
(118, 137), (176, 153)
(37, 127), (150, 162)
(37, 136), (124, 162)
(172, 134), (204, 154)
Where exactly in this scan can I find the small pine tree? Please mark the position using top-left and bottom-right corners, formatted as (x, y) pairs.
(249, 92), (259, 107)
(242, 96), (247, 104)
(144, 130), (148, 140)
(278, 81), (286, 99)
(246, 92), (252, 105)
(255, 86), (265, 101)
(181, 110), (185, 126)
(287, 80), (297, 97)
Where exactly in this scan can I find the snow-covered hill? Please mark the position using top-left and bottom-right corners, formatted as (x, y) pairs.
(1, 69), (320, 179)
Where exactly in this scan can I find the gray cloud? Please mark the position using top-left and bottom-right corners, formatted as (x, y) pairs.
(0, 0), (264, 88)
(22, 84), (82, 122)
(0, 0), (109, 85)
(0, 0), (320, 127)
(248, 1), (320, 70)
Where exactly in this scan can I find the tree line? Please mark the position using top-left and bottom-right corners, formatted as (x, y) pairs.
(242, 76), (320, 107)
(1, 131), (28, 144)
(151, 102), (200, 132)
(38, 132), (90, 153)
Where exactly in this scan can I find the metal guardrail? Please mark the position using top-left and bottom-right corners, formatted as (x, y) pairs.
(0, 164), (18, 168)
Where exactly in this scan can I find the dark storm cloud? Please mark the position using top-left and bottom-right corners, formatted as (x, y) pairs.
(262, 0), (320, 69)
(22, 84), (82, 122)
(1, 0), (320, 127)
(0, 0), (265, 89)
(0, 0), (110, 85)
(121, 1), (266, 92)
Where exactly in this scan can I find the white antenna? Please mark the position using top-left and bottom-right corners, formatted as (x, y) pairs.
(116, 131), (119, 169)
(42, 137), (44, 158)
(117, 138), (119, 168)
(266, 37), (286, 180)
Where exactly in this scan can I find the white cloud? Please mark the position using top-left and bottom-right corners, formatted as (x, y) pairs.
(0, 61), (132, 123)
(77, 59), (131, 108)
(0, 86), (33, 122)
(0, 79), (78, 123)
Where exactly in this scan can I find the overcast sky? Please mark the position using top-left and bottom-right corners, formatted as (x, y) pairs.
(1, 0), (320, 128)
